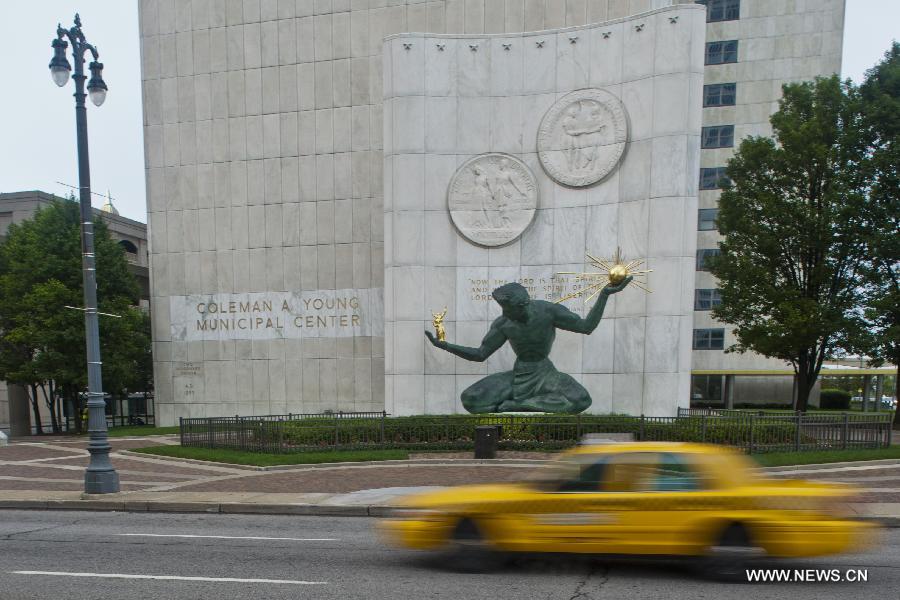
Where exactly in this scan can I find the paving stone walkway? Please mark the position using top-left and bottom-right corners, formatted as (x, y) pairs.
(1, 435), (899, 522)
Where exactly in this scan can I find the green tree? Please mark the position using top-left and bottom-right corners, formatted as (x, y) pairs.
(0, 199), (150, 433)
(710, 75), (871, 412)
(101, 304), (154, 413)
(858, 43), (900, 426)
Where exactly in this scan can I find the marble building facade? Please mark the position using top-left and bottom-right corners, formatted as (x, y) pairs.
(138, 0), (845, 424)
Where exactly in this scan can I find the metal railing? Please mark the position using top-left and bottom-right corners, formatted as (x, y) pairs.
(63, 394), (155, 431)
(180, 411), (893, 454)
(679, 407), (798, 417)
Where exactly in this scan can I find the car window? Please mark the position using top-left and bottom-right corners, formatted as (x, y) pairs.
(533, 451), (714, 493)
(528, 454), (610, 492)
(602, 453), (660, 492)
(555, 459), (607, 492)
(649, 453), (706, 492)
(599, 452), (709, 492)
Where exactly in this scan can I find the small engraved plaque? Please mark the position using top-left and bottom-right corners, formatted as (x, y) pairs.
(447, 153), (538, 247)
(537, 88), (628, 187)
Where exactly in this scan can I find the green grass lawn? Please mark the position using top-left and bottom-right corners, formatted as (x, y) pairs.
(107, 425), (181, 437)
(752, 446), (900, 467)
(132, 445), (409, 466)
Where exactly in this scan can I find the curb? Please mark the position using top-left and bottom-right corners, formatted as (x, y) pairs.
(0, 498), (896, 526)
(0, 498), (374, 517)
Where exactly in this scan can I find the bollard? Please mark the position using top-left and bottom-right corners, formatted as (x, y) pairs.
(474, 425), (498, 459)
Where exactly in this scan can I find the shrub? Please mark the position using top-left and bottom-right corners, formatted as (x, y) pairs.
(690, 401), (726, 408)
(819, 389), (852, 410)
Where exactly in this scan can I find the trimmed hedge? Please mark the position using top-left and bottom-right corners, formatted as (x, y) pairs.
(247, 414), (804, 453)
(819, 389), (852, 410)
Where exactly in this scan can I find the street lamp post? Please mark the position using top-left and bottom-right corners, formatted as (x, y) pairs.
(50, 14), (118, 494)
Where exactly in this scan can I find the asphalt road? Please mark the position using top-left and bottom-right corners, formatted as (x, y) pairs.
(0, 510), (896, 600)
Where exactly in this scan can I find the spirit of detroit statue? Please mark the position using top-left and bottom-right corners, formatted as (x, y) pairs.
(425, 276), (632, 413)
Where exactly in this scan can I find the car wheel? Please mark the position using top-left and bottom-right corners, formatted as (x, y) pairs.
(446, 519), (494, 573)
(703, 524), (764, 582)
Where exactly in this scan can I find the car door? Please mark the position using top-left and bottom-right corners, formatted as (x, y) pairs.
(592, 451), (715, 555)
(569, 451), (667, 554)
(513, 452), (710, 555)
(516, 455), (623, 553)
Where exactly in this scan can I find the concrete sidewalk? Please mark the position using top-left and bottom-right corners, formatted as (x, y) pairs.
(2, 435), (900, 525)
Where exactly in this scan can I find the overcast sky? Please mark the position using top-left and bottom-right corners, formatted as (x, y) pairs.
(0, 1), (897, 223)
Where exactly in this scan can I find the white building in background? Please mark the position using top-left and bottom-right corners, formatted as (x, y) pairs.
(137, 0), (853, 426)
(690, 0), (846, 407)
(0, 191), (150, 436)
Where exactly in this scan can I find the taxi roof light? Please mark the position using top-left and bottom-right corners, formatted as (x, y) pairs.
(578, 434), (632, 445)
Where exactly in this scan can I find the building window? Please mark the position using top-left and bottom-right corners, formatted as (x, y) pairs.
(691, 374), (725, 404)
(698, 208), (719, 230)
(705, 40), (738, 65)
(694, 288), (723, 310)
(703, 83), (737, 107)
(697, 0), (740, 23)
(701, 125), (734, 148)
(699, 167), (729, 190)
(696, 249), (720, 271)
(693, 328), (725, 350)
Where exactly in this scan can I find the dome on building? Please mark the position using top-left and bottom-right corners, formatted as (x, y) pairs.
(100, 191), (119, 215)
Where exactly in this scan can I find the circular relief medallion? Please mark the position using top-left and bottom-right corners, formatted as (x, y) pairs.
(447, 153), (539, 248)
(537, 88), (628, 187)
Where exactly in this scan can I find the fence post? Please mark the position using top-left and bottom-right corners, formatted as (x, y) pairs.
(749, 414), (755, 454)
(576, 413), (582, 439)
(179, 417), (184, 446)
(639, 415), (645, 441)
(841, 412), (849, 450)
(445, 414), (450, 442)
(380, 411), (386, 445)
(207, 418), (214, 449)
(887, 415), (893, 448)
(701, 414), (707, 443)
(794, 412), (801, 451)
(335, 415), (340, 447)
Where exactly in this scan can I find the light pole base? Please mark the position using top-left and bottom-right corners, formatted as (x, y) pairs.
(84, 470), (120, 494)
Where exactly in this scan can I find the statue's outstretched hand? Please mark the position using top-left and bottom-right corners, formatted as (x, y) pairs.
(603, 275), (633, 295)
(425, 330), (445, 348)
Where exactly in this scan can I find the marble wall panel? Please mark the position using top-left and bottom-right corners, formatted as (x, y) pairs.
(383, 3), (704, 417)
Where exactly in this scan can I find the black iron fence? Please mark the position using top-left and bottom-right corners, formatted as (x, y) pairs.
(63, 394), (155, 431)
(679, 407), (799, 418)
(180, 411), (893, 454)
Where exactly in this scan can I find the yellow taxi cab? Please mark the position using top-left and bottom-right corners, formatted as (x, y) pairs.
(378, 442), (875, 575)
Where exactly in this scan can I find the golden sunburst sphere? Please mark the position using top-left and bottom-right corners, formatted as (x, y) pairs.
(555, 247), (653, 304)
(608, 264), (628, 285)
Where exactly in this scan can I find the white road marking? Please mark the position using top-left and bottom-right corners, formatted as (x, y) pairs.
(116, 533), (339, 541)
(11, 571), (326, 585)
